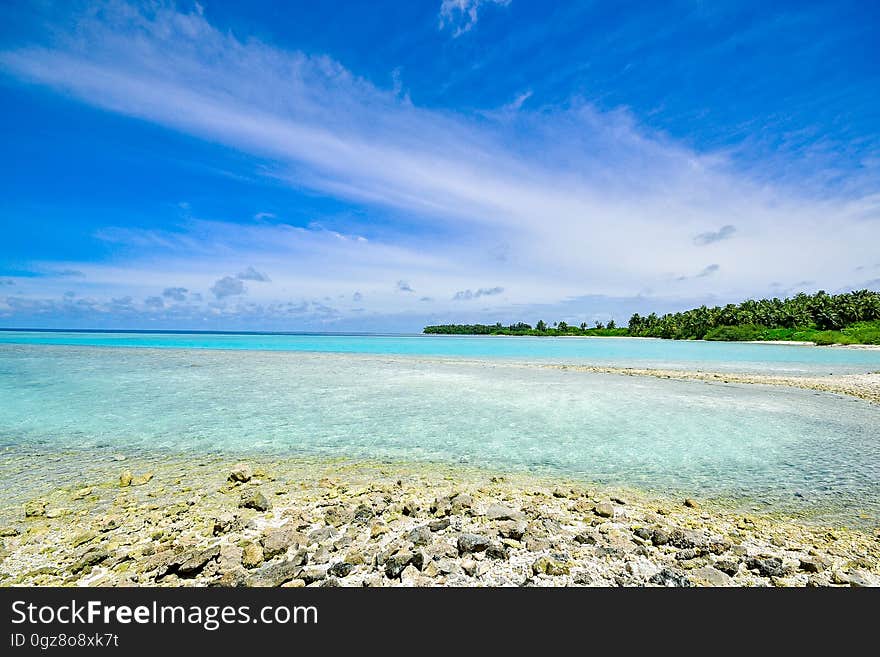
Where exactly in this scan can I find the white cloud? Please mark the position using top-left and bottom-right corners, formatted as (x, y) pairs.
(438, 0), (511, 38)
(211, 276), (245, 299)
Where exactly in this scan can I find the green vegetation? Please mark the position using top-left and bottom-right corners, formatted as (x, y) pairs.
(423, 289), (880, 345)
(422, 321), (628, 337)
(628, 289), (880, 343)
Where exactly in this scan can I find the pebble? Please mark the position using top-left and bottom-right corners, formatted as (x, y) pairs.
(2, 458), (875, 589)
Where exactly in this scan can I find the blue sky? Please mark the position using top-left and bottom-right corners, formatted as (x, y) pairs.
(1, 0), (879, 330)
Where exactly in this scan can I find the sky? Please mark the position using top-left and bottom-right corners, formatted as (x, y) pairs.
(0, 0), (879, 331)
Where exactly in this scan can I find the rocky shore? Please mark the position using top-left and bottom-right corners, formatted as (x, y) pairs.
(1, 455), (877, 587)
(544, 366), (880, 405)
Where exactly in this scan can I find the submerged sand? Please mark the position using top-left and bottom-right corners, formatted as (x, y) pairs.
(543, 366), (880, 405)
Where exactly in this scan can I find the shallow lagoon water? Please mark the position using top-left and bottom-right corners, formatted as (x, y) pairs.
(3, 330), (880, 374)
(1, 343), (878, 525)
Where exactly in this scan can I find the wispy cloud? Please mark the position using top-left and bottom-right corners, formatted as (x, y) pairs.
(397, 280), (414, 293)
(694, 225), (736, 246)
(676, 264), (720, 282)
(236, 266), (271, 282)
(438, 0), (511, 38)
(452, 286), (504, 300)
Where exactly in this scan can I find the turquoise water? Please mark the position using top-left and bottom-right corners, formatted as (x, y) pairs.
(2, 330), (880, 374)
(1, 342), (878, 525)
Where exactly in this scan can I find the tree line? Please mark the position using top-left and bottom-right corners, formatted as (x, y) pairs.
(423, 289), (880, 344)
(627, 289), (880, 340)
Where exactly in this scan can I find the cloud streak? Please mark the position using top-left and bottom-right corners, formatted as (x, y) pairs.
(694, 225), (736, 246)
(438, 0), (511, 38)
(452, 286), (504, 300)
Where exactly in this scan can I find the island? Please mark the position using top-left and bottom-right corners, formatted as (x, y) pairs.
(424, 289), (880, 345)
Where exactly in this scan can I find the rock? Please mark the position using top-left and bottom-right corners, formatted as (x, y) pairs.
(484, 504), (518, 520)
(328, 561), (353, 578)
(422, 561), (440, 578)
(574, 530), (598, 545)
(291, 548), (309, 567)
(281, 578), (306, 588)
(370, 523), (389, 538)
(228, 463), (253, 483)
(690, 566), (731, 586)
(648, 568), (693, 587)
(131, 472), (154, 486)
(457, 533), (491, 555)
(833, 569), (878, 587)
(239, 489), (271, 512)
(212, 513), (237, 535)
(486, 544), (509, 560)
(669, 529), (709, 550)
(411, 549), (426, 571)
(311, 546), (331, 565)
(594, 503), (614, 518)
(177, 546), (220, 577)
(714, 559), (740, 576)
(532, 556), (570, 576)
(400, 564), (421, 586)
(218, 545), (244, 574)
(684, 498), (700, 509)
(71, 548), (109, 574)
(245, 560), (300, 587)
(385, 551), (413, 579)
(451, 494), (473, 513)
(428, 518), (450, 532)
(119, 471), (132, 487)
(633, 527), (653, 541)
(307, 526), (338, 544)
(298, 566), (328, 585)
(407, 526), (433, 547)
(675, 548), (701, 561)
(461, 558), (477, 576)
(24, 500), (47, 518)
(262, 526), (302, 559)
(799, 556), (827, 573)
(552, 487), (569, 498)
(324, 505), (352, 527)
(241, 542), (264, 568)
(71, 531), (97, 548)
(352, 504), (374, 524)
(72, 486), (93, 500)
(495, 520), (526, 540)
(0, 527), (20, 537)
(344, 551), (365, 566)
(745, 557), (787, 578)
(651, 528), (670, 546)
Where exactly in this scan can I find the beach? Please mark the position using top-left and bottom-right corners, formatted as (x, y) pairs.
(2, 453), (878, 588)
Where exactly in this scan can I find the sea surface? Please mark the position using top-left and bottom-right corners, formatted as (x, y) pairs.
(2, 329), (880, 374)
(1, 332), (879, 525)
